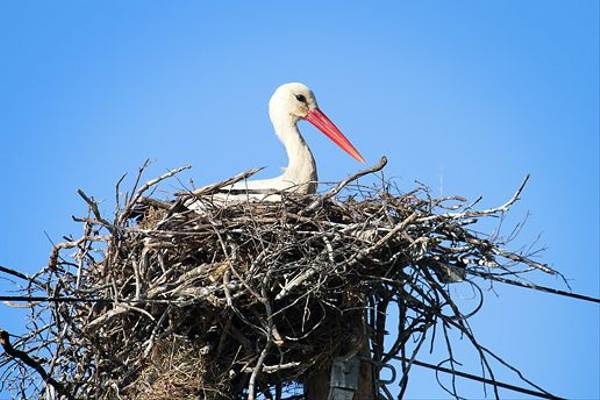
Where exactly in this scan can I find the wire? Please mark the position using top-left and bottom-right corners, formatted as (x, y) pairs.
(2, 264), (599, 304)
(1, 276), (599, 305)
(391, 356), (566, 400)
(0, 295), (173, 304)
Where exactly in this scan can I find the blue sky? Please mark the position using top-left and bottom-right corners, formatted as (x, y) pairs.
(0, 1), (598, 399)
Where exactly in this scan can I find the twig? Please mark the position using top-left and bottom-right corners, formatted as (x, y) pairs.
(183, 167), (264, 197)
(77, 189), (113, 231)
(467, 270), (599, 303)
(302, 155), (388, 213)
(417, 174), (531, 223)
(0, 265), (43, 287)
(0, 330), (74, 400)
(121, 164), (192, 222)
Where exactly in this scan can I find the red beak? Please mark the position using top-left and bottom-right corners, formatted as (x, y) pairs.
(305, 108), (366, 163)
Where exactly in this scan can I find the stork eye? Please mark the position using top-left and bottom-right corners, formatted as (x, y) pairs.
(295, 94), (307, 103)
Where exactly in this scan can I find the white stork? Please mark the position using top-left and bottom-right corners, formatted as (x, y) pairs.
(187, 82), (364, 208)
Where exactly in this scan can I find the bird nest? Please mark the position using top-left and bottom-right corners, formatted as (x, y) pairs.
(0, 157), (561, 400)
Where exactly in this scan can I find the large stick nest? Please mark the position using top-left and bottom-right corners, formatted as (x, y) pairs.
(0, 157), (560, 400)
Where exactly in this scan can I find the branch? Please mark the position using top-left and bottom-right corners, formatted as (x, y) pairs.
(302, 156), (388, 214)
(0, 330), (74, 400)
(417, 174), (531, 223)
(77, 189), (113, 231)
(181, 167), (264, 197)
(0, 265), (43, 287)
(121, 164), (192, 222)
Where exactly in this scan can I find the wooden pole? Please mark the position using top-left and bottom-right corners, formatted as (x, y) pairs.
(304, 315), (375, 400)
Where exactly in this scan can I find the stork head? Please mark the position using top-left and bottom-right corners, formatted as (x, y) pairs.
(270, 82), (317, 119)
(269, 82), (366, 163)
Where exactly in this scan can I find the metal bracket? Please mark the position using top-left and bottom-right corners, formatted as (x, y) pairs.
(328, 354), (360, 400)
(362, 357), (396, 385)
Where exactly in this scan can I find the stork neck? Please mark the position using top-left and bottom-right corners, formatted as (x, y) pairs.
(271, 114), (317, 186)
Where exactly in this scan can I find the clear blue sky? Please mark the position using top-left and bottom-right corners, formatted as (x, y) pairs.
(0, 1), (598, 399)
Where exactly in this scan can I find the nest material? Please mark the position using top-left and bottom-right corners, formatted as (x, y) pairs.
(0, 158), (559, 400)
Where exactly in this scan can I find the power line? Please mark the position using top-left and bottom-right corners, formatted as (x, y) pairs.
(392, 356), (565, 400)
(2, 263), (599, 304)
(0, 295), (104, 303)
(0, 295), (173, 304)
(0, 278), (598, 305)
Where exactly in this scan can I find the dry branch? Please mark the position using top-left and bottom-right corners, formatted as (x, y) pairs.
(0, 330), (73, 400)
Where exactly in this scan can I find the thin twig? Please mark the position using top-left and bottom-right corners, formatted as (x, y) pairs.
(0, 330), (74, 400)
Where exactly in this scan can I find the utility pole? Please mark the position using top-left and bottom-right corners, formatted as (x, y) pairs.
(305, 316), (375, 400)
